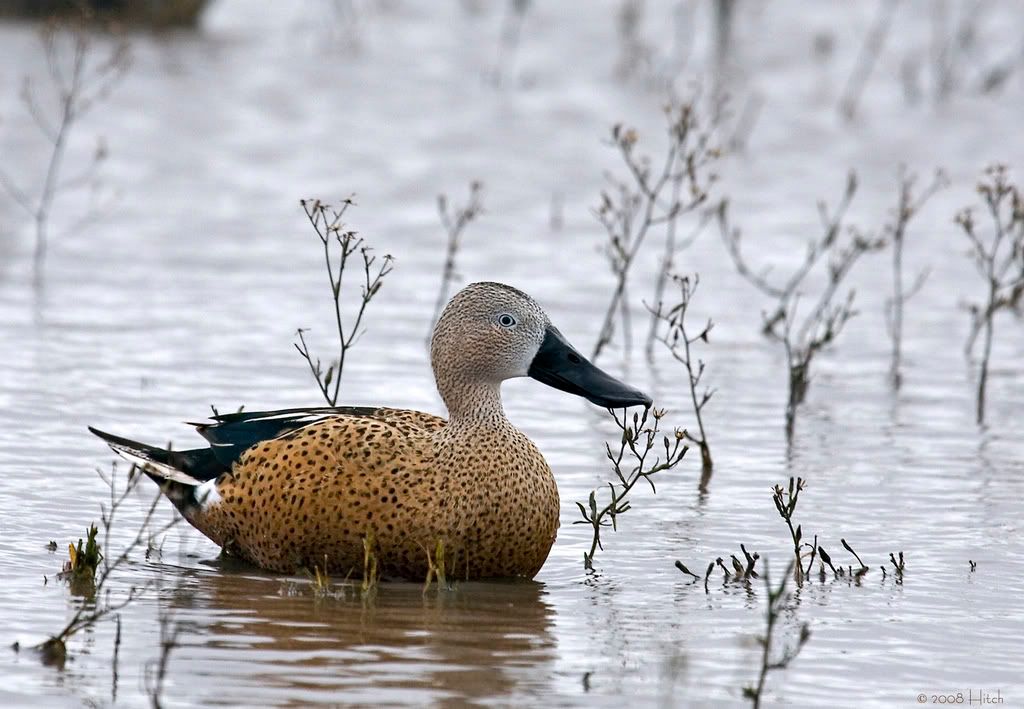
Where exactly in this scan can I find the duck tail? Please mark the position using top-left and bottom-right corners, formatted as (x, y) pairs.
(88, 426), (221, 513)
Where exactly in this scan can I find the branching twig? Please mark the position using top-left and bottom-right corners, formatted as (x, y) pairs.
(295, 198), (394, 406)
(575, 407), (687, 570)
(744, 559), (811, 709)
(37, 463), (180, 667)
(427, 182), (483, 340)
(0, 12), (129, 282)
(719, 171), (858, 335)
(649, 274), (714, 474)
(954, 165), (1024, 424)
(592, 102), (719, 361)
(719, 173), (884, 438)
(884, 167), (948, 387)
(771, 477), (807, 586)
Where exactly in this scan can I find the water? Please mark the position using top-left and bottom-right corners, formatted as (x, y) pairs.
(1, 1), (1023, 706)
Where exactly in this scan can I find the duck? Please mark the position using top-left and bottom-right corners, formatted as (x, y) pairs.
(90, 282), (651, 580)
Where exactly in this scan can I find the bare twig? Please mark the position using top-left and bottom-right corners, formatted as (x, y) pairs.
(38, 463), (180, 666)
(145, 604), (181, 709)
(719, 171), (858, 335)
(592, 101), (719, 361)
(712, 0), (736, 88)
(111, 614), (122, 702)
(0, 13), (129, 282)
(427, 182), (484, 340)
(744, 559), (811, 708)
(613, 0), (654, 82)
(575, 407), (688, 570)
(954, 165), (1024, 424)
(720, 173), (883, 438)
(295, 198), (394, 406)
(489, 0), (530, 87)
(838, 0), (901, 121)
(649, 274), (714, 474)
(884, 167), (948, 388)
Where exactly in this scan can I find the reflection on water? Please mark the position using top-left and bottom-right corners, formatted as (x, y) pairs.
(162, 566), (556, 706)
(1, 0), (1023, 706)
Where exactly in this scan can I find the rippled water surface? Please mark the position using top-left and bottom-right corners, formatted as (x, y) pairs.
(1, 2), (1023, 707)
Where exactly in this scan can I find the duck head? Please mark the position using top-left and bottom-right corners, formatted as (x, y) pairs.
(431, 282), (652, 415)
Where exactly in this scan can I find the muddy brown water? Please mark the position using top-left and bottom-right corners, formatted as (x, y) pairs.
(1, 2), (1022, 707)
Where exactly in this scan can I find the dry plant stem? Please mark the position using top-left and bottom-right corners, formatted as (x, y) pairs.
(592, 102), (718, 361)
(575, 407), (687, 570)
(422, 539), (449, 593)
(721, 172), (883, 437)
(674, 560), (700, 579)
(427, 182), (483, 340)
(955, 166), (1024, 424)
(776, 285), (861, 440)
(651, 274), (714, 472)
(0, 16), (129, 281)
(771, 477), (806, 585)
(928, 2), (997, 102)
(646, 173), (686, 359)
(712, 0), (736, 85)
(727, 92), (765, 154)
(745, 558), (811, 709)
(490, 0), (529, 86)
(295, 198), (394, 407)
(41, 464), (181, 662)
(111, 614), (121, 702)
(614, 0), (653, 81)
(146, 605), (181, 709)
(838, 0), (900, 121)
(719, 171), (858, 336)
(646, 198), (715, 361)
(361, 531), (379, 598)
(885, 168), (947, 387)
(841, 538), (869, 574)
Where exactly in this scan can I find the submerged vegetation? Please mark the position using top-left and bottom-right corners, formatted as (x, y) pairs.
(719, 173), (885, 439)
(679, 476), (897, 592)
(883, 167), (948, 388)
(58, 523), (103, 596)
(649, 273), (714, 477)
(575, 407), (687, 571)
(955, 165), (1024, 424)
(744, 560), (811, 709)
(672, 475), (905, 703)
(26, 463), (179, 669)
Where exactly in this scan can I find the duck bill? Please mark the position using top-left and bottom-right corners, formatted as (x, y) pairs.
(527, 326), (653, 409)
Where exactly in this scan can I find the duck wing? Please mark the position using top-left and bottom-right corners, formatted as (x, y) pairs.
(192, 406), (382, 468)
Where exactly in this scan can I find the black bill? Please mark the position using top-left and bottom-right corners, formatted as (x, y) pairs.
(527, 326), (653, 408)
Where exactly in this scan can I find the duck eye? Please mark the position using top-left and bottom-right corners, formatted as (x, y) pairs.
(497, 314), (517, 328)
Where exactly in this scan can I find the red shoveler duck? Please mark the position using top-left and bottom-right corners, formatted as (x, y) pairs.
(90, 282), (651, 580)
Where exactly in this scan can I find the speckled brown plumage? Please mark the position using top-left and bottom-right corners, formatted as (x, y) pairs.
(191, 406), (559, 579)
(92, 281), (652, 581)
